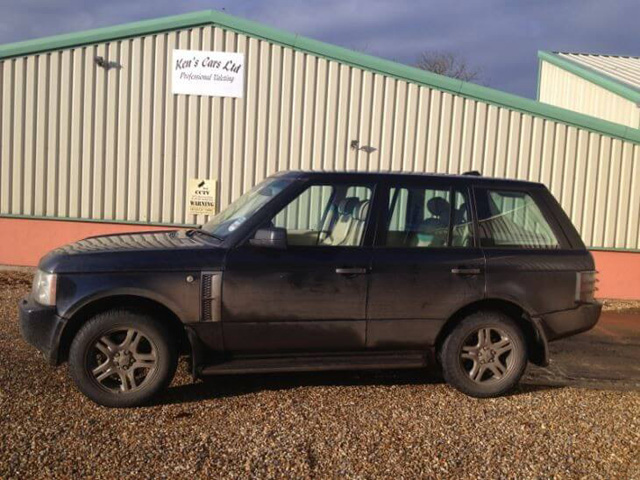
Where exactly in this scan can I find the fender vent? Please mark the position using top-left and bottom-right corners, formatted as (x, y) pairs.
(201, 272), (222, 322)
(202, 275), (212, 321)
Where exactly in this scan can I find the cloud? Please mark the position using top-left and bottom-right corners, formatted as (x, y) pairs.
(0, 0), (638, 97)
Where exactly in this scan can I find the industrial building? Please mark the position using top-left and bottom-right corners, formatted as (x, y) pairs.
(0, 11), (638, 298)
(538, 51), (640, 128)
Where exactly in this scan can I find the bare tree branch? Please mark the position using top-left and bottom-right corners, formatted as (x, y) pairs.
(415, 51), (483, 83)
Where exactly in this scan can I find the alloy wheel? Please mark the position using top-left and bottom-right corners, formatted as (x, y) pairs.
(87, 328), (158, 394)
(459, 327), (515, 383)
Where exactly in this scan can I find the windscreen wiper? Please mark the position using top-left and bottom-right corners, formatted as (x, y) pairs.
(185, 228), (222, 241)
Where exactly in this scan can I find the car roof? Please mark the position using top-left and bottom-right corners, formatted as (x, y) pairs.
(274, 170), (543, 188)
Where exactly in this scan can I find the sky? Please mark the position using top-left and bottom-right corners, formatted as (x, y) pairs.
(0, 0), (638, 98)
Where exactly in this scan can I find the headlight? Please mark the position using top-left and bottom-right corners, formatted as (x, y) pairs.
(32, 270), (57, 306)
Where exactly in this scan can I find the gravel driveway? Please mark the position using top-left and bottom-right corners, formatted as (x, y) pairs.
(1, 272), (638, 479)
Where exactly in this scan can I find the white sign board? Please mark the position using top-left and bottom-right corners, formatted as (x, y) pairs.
(172, 49), (244, 98)
(187, 178), (217, 216)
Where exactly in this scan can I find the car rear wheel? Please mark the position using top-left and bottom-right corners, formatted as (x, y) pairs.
(69, 309), (178, 408)
(441, 311), (527, 398)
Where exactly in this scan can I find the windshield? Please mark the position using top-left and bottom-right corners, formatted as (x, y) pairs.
(201, 177), (294, 239)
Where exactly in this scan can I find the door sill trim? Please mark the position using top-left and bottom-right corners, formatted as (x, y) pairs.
(198, 351), (428, 376)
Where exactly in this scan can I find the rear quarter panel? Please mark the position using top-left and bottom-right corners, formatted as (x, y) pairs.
(484, 248), (594, 315)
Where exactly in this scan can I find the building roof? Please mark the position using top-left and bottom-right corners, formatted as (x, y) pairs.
(558, 53), (640, 90)
(538, 51), (640, 105)
(0, 11), (638, 143)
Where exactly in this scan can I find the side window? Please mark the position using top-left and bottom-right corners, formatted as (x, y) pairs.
(476, 189), (560, 249)
(384, 186), (472, 248)
(272, 184), (372, 247)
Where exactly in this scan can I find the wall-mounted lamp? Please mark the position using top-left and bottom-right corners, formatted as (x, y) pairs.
(350, 140), (377, 154)
(95, 56), (122, 70)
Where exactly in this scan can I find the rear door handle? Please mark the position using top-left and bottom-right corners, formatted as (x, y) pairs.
(451, 267), (482, 275)
(336, 267), (368, 276)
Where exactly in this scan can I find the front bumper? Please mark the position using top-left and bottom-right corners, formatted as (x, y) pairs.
(538, 302), (602, 342)
(18, 297), (67, 365)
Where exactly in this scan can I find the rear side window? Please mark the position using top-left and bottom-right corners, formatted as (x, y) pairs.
(383, 186), (473, 248)
(476, 189), (560, 249)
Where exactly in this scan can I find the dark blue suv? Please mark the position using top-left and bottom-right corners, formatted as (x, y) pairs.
(20, 171), (601, 407)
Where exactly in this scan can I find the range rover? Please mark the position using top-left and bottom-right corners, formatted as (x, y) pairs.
(19, 171), (601, 407)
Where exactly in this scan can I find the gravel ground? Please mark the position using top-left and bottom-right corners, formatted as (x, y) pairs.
(601, 298), (640, 315)
(1, 272), (639, 479)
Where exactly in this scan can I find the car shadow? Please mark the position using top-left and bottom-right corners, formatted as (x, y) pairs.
(153, 368), (560, 407)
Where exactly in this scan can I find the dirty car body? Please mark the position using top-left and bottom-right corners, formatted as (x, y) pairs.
(19, 171), (601, 406)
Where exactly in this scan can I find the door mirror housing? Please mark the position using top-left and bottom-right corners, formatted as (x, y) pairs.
(249, 227), (287, 250)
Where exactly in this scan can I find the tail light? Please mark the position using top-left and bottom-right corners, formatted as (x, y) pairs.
(576, 271), (598, 303)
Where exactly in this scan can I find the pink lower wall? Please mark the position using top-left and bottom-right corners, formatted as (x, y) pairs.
(1, 217), (639, 300)
(590, 250), (640, 300)
(0, 217), (177, 267)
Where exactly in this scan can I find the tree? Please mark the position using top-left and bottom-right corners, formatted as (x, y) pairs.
(415, 51), (483, 83)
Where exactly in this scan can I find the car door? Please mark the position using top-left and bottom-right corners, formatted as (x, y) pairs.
(474, 185), (582, 317)
(366, 178), (485, 349)
(222, 179), (377, 353)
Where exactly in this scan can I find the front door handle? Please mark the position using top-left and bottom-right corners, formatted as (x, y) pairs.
(336, 267), (368, 276)
(451, 267), (482, 275)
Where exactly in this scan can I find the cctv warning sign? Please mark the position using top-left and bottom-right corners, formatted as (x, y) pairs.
(188, 178), (217, 216)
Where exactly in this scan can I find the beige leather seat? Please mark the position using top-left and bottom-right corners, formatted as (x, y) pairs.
(345, 200), (370, 246)
(416, 197), (451, 247)
(451, 202), (472, 247)
(320, 197), (360, 246)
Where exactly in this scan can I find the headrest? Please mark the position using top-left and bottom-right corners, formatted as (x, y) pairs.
(354, 200), (370, 221)
(338, 197), (360, 216)
(427, 197), (451, 218)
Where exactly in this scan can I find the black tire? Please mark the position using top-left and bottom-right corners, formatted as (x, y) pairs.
(69, 309), (178, 408)
(441, 311), (527, 398)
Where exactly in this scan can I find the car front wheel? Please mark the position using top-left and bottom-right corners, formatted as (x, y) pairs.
(68, 309), (178, 408)
(441, 311), (527, 398)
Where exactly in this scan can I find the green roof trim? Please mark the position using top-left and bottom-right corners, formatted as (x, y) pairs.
(0, 11), (213, 59)
(535, 58), (543, 101)
(538, 51), (640, 103)
(0, 11), (638, 143)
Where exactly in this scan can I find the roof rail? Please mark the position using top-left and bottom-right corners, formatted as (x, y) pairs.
(463, 170), (482, 176)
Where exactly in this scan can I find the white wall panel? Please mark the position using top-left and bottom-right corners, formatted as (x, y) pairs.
(0, 25), (639, 250)
(539, 61), (640, 129)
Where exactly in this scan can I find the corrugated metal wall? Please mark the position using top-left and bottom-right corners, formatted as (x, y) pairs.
(557, 53), (640, 90)
(1, 25), (639, 250)
(539, 61), (640, 129)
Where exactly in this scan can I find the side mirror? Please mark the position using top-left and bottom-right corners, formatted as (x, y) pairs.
(249, 227), (287, 250)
